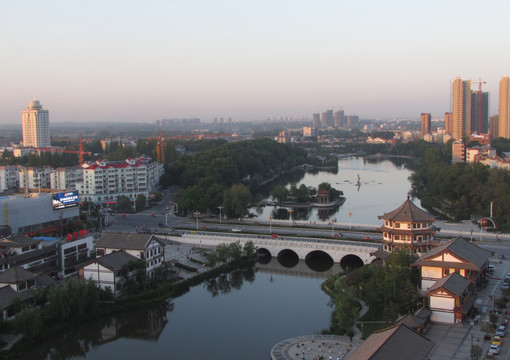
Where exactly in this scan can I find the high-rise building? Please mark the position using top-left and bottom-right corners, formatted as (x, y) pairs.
(489, 114), (499, 140)
(334, 110), (345, 127)
(312, 113), (320, 128)
(444, 112), (453, 135)
(420, 113), (431, 139)
(499, 76), (510, 139)
(470, 91), (489, 134)
(22, 99), (50, 148)
(452, 77), (471, 141)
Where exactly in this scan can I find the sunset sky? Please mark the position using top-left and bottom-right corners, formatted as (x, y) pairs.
(1, 0), (509, 123)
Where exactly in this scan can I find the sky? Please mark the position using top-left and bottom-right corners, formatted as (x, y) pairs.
(1, 0), (510, 124)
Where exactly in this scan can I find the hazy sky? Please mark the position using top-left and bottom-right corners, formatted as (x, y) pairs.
(1, 1), (510, 124)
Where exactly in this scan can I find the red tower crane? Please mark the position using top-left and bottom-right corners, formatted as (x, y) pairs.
(472, 77), (486, 134)
(43, 133), (91, 165)
(149, 130), (166, 163)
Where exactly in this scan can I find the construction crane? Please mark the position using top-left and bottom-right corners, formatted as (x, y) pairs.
(37, 147), (92, 165)
(148, 130), (166, 163)
(472, 77), (486, 134)
(49, 133), (91, 164)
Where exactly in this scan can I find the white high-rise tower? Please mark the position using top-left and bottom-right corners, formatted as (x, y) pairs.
(22, 99), (50, 148)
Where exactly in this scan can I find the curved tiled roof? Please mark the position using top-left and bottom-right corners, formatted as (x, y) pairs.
(413, 236), (491, 270)
(378, 198), (435, 222)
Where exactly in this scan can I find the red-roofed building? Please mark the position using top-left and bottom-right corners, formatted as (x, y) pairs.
(75, 157), (164, 203)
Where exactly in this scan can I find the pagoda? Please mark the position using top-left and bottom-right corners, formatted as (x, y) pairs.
(377, 197), (439, 255)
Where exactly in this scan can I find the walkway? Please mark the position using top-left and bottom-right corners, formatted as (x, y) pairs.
(270, 334), (363, 360)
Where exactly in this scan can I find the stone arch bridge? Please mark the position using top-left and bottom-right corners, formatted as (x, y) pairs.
(162, 232), (381, 267)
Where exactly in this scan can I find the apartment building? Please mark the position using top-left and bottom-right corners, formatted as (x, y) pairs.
(75, 157), (164, 203)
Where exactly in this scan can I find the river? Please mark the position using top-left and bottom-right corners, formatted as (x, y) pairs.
(20, 157), (414, 360)
(250, 156), (415, 225)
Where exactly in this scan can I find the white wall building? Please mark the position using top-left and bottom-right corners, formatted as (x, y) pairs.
(22, 99), (50, 148)
(75, 157), (164, 203)
(19, 167), (53, 190)
(50, 167), (84, 190)
(0, 166), (23, 192)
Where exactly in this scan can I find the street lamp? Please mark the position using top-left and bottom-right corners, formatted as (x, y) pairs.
(288, 209), (293, 227)
(194, 211), (200, 230)
(269, 215), (272, 234)
(217, 205), (223, 224)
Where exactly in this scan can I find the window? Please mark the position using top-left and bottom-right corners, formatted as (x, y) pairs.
(96, 249), (105, 256)
(395, 223), (400, 228)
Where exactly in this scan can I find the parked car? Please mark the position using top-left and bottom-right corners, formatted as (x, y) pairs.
(487, 264), (495, 272)
(489, 344), (500, 355)
(496, 325), (506, 337)
(232, 227), (242, 232)
(332, 233), (343, 238)
(502, 282), (510, 290)
(271, 234), (278, 238)
(492, 336), (502, 346)
(363, 236), (372, 240)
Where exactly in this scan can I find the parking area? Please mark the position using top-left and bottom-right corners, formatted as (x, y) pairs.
(424, 254), (510, 360)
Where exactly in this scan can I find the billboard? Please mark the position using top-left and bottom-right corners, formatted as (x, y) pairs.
(52, 191), (80, 210)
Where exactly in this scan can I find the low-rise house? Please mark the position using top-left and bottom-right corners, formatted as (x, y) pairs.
(412, 236), (491, 291)
(80, 250), (139, 294)
(94, 233), (165, 277)
(0, 234), (57, 275)
(412, 236), (491, 324)
(0, 266), (60, 320)
(426, 272), (475, 324)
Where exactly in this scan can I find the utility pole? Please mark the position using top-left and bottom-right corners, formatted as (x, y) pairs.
(217, 205), (223, 224)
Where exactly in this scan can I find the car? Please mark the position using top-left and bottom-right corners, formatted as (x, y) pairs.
(489, 344), (500, 355)
(502, 282), (510, 290)
(332, 233), (343, 238)
(496, 325), (506, 337)
(271, 234), (278, 238)
(232, 227), (242, 232)
(363, 236), (372, 240)
(492, 336), (502, 346)
(201, 224), (211, 229)
(487, 264), (496, 272)
(485, 353), (495, 360)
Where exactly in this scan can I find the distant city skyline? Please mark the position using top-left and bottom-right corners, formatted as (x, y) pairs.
(1, 1), (510, 124)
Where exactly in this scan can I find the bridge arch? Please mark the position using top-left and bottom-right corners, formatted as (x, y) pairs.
(277, 249), (299, 268)
(339, 254), (364, 271)
(305, 250), (334, 272)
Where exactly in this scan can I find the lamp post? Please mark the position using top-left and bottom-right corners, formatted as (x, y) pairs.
(217, 205), (223, 224)
(288, 209), (293, 227)
(269, 215), (272, 234)
(332, 218), (336, 237)
(194, 211), (200, 230)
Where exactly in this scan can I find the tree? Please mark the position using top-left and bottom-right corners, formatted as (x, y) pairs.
(223, 184), (252, 217)
(116, 195), (132, 213)
(135, 194), (147, 211)
(271, 184), (289, 203)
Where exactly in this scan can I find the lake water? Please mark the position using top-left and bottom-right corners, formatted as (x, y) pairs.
(19, 156), (415, 360)
(250, 156), (415, 225)
(22, 260), (334, 360)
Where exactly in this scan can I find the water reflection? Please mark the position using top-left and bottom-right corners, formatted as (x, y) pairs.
(203, 267), (255, 297)
(20, 302), (172, 360)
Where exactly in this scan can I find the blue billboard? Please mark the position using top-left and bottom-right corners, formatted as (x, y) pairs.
(52, 190), (80, 210)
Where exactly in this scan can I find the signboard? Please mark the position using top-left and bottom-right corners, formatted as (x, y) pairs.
(52, 191), (79, 210)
